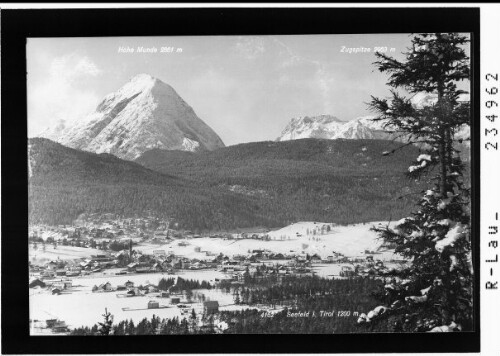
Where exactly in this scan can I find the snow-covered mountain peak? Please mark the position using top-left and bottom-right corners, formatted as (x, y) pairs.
(130, 73), (157, 84)
(276, 93), (470, 160)
(292, 115), (343, 125)
(277, 114), (388, 142)
(278, 115), (346, 141)
(122, 73), (180, 98)
(96, 74), (173, 113)
(118, 73), (157, 93)
(40, 74), (225, 160)
(277, 91), (471, 143)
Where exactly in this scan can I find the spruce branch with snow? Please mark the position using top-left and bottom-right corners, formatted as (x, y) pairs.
(361, 33), (473, 332)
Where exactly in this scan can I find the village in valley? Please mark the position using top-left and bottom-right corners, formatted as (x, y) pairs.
(29, 213), (406, 334)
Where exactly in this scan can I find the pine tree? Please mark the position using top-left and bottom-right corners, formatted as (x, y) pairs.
(363, 33), (473, 332)
(180, 318), (190, 334)
(126, 320), (135, 335)
(186, 289), (193, 303)
(97, 308), (114, 335)
(189, 308), (198, 333)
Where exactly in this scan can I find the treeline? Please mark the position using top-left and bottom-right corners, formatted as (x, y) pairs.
(218, 307), (395, 334)
(157, 277), (212, 291)
(221, 276), (388, 333)
(70, 307), (398, 335)
(71, 276), (392, 335)
(71, 315), (217, 335)
(230, 276), (382, 310)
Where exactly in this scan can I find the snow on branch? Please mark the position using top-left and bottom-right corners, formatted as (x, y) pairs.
(434, 222), (467, 252)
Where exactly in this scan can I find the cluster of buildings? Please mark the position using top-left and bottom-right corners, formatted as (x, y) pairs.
(29, 253), (118, 278)
(30, 318), (70, 334)
(28, 214), (176, 248)
(29, 276), (73, 295)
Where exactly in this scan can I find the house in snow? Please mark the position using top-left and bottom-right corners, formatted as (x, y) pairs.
(29, 278), (46, 288)
(148, 300), (160, 309)
(51, 320), (69, 333)
(62, 281), (72, 289)
(310, 254), (322, 262)
(203, 301), (219, 315)
(41, 270), (56, 279)
(98, 282), (113, 291)
(55, 269), (67, 276)
(153, 250), (166, 258)
(136, 266), (151, 273)
(127, 262), (138, 272)
(125, 280), (134, 289)
(146, 284), (158, 293)
(45, 262), (58, 271)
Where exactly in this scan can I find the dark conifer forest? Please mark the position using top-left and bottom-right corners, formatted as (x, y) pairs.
(29, 137), (428, 230)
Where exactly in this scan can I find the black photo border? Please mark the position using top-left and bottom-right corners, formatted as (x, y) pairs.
(1, 6), (480, 354)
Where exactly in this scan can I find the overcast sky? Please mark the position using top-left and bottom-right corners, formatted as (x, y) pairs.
(27, 34), (470, 146)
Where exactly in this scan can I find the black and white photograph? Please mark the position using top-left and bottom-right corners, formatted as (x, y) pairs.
(26, 32), (474, 336)
(1, 5), (490, 354)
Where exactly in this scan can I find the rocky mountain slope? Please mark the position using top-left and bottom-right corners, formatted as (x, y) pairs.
(41, 74), (225, 160)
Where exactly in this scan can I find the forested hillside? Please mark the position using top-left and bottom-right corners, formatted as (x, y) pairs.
(29, 137), (429, 230)
(28, 138), (271, 230)
(137, 138), (428, 226)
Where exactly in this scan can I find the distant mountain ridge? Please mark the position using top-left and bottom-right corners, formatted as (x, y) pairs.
(277, 114), (394, 142)
(40, 74), (225, 160)
(276, 93), (471, 152)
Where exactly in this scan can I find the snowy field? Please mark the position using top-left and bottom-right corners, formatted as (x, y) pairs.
(135, 221), (398, 261)
(311, 262), (400, 279)
(29, 245), (103, 264)
(30, 221), (398, 264)
(30, 270), (238, 333)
